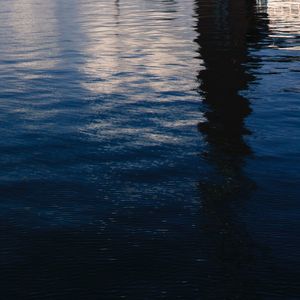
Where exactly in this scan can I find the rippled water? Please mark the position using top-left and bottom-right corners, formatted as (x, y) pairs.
(0, 0), (299, 299)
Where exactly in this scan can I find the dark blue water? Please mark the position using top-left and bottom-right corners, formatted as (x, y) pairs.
(0, 0), (299, 299)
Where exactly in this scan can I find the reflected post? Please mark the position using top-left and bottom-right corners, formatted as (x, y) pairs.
(194, 0), (269, 298)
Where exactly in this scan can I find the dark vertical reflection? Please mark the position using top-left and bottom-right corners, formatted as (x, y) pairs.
(115, 0), (120, 23)
(195, 0), (269, 298)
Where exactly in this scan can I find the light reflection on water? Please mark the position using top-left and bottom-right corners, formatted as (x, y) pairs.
(0, 0), (299, 298)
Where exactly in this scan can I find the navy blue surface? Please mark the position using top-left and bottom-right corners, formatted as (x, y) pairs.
(0, 0), (299, 299)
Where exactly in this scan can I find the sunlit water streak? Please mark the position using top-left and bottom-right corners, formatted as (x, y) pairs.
(0, 0), (299, 299)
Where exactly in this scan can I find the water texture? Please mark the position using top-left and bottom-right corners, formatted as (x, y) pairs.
(0, 0), (299, 299)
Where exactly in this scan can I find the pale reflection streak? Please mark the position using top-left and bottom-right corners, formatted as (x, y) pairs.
(77, 0), (199, 96)
(266, 0), (300, 49)
(77, 0), (203, 146)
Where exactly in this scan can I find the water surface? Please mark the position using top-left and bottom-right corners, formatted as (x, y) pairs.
(0, 0), (299, 299)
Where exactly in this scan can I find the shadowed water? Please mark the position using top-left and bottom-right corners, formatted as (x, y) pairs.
(0, 0), (299, 299)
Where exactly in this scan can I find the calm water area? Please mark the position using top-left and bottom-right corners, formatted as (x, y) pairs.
(0, 0), (299, 299)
